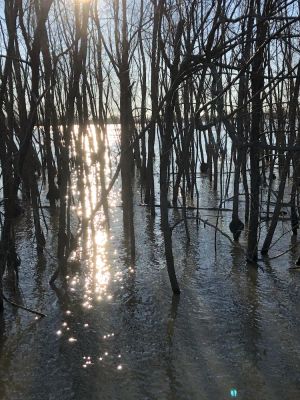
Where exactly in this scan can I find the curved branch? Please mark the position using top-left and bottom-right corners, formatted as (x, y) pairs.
(1, 293), (46, 317)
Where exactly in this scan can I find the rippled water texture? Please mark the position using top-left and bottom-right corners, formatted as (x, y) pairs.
(0, 126), (300, 400)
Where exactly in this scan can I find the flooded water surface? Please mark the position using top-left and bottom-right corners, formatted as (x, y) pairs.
(0, 126), (300, 400)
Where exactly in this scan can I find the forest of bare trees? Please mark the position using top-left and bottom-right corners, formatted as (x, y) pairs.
(0, 0), (300, 313)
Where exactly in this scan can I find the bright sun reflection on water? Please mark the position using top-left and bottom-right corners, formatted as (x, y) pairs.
(55, 124), (122, 368)
(69, 125), (117, 309)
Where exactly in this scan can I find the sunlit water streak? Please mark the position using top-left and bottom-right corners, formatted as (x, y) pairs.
(0, 125), (300, 399)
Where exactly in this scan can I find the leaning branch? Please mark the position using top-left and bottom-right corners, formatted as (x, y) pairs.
(1, 293), (46, 317)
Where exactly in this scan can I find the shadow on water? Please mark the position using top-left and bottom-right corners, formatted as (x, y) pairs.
(166, 294), (180, 347)
(0, 316), (7, 400)
(165, 294), (180, 400)
(0, 313), (5, 347)
(243, 267), (261, 365)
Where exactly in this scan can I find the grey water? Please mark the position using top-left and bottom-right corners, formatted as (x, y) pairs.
(0, 126), (300, 400)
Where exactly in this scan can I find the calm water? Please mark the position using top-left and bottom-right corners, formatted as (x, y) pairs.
(0, 126), (300, 400)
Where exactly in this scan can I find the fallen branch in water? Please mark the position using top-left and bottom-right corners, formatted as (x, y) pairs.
(0, 293), (46, 317)
(171, 216), (264, 268)
(171, 216), (244, 250)
(139, 203), (233, 212)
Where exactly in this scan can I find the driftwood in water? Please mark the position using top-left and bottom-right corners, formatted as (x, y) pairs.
(138, 204), (233, 212)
